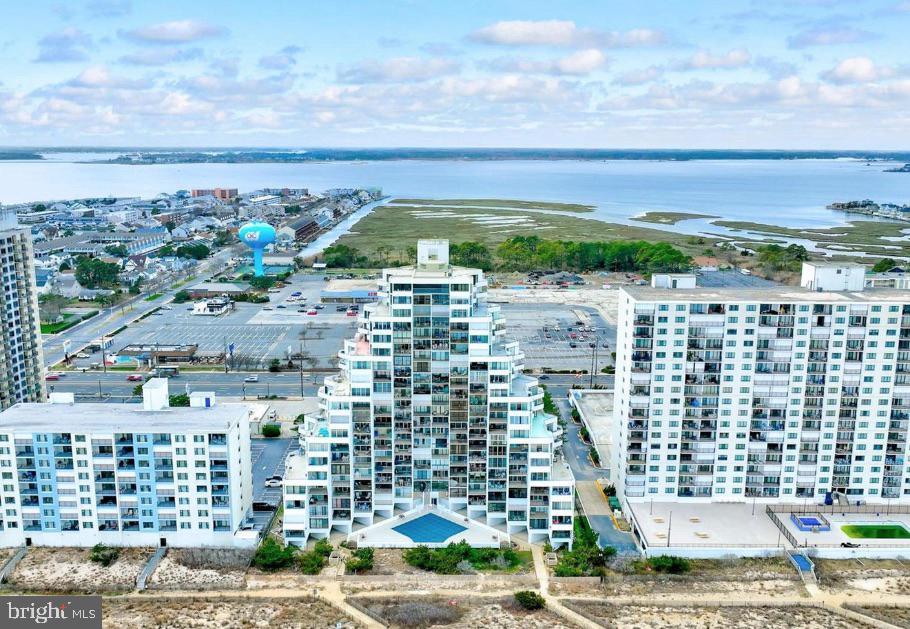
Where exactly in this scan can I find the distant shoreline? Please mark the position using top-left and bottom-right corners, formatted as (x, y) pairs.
(2, 148), (910, 164)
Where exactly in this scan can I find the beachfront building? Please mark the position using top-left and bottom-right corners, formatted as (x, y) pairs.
(283, 240), (574, 548)
(614, 268), (910, 505)
(0, 380), (255, 548)
(0, 208), (45, 410)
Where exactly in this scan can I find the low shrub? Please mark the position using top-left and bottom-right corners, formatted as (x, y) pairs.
(261, 423), (281, 438)
(648, 555), (691, 574)
(514, 590), (546, 610)
(402, 541), (523, 574)
(346, 547), (374, 574)
(298, 551), (326, 575)
(89, 543), (119, 567)
(252, 538), (295, 572)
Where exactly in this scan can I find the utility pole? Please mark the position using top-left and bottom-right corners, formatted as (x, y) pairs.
(298, 341), (305, 397)
(589, 344), (597, 388)
(223, 336), (228, 374)
(101, 337), (107, 374)
(667, 509), (672, 547)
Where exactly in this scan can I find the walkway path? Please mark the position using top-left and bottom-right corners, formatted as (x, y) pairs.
(531, 545), (600, 629)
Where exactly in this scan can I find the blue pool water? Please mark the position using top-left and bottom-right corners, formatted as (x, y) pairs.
(799, 517), (823, 526)
(393, 513), (467, 543)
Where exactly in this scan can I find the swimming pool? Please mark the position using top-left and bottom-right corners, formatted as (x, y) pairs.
(842, 523), (910, 539)
(392, 513), (467, 543)
(790, 513), (831, 532)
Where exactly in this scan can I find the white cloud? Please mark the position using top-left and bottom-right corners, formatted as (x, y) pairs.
(675, 49), (751, 70)
(613, 66), (663, 85)
(259, 46), (303, 70)
(67, 66), (150, 90)
(470, 20), (665, 48)
(34, 28), (93, 63)
(118, 48), (203, 66)
(822, 57), (893, 84)
(121, 20), (225, 44)
(338, 57), (460, 83)
(787, 25), (875, 48)
(482, 49), (607, 76)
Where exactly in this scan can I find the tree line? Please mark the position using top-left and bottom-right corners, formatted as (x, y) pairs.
(322, 237), (692, 274)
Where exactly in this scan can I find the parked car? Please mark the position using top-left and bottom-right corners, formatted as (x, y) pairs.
(314, 304), (324, 310)
(264, 476), (283, 488)
(263, 306), (274, 311)
(126, 374), (144, 382)
(589, 342), (596, 348)
(539, 375), (550, 380)
(306, 310), (318, 316)
(239, 521), (257, 531)
(276, 304), (287, 309)
(75, 352), (90, 359)
(569, 342), (577, 348)
(291, 291), (302, 296)
(44, 374), (60, 381)
(252, 501), (275, 512)
(244, 375), (259, 383)
(336, 305), (348, 312)
(346, 310), (357, 317)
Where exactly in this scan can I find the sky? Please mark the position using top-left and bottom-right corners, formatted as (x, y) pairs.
(0, 0), (909, 149)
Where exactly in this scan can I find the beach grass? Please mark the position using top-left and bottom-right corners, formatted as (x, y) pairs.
(337, 202), (702, 257)
(389, 198), (596, 213)
(634, 211), (718, 224)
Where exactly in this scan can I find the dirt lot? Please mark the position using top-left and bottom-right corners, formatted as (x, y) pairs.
(149, 548), (248, 590)
(354, 595), (572, 629)
(103, 596), (356, 628)
(550, 558), (803, 598)
(7, 547), (153, 592)
(551, 576), (804, 598)
(816, 559), (910, 596)
(846, 605), (910, 627)
(565, 602), (864, 628)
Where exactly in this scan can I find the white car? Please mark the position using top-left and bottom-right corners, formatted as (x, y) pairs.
(264, 476), (283, 488)
(244, 375), (259, 383)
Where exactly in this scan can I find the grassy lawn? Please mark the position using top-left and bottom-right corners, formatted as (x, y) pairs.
(390, 197), (596, 213)
(634, 211), (718, 224)
(842, 524), (910, 539)
(144, 293), (163, 301)
(41, 315), (76, 334)
(337, 202), (702, 260)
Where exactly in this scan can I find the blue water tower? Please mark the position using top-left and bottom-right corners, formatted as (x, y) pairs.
(237, 222), (276, 276)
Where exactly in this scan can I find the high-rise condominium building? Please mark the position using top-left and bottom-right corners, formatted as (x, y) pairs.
(614, 277), (910, 504)
(284, 240), (574, 547)
(0, 380), (254, 548)
(0, 208), (45, 410)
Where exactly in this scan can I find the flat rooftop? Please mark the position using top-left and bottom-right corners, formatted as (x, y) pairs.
(0, 402), (251, 433)
(628, 501), (794, 550)
(622, 286), (910, 303)
(323, 278), (378, 292)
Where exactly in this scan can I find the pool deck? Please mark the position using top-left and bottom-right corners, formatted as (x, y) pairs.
(628, 501), (790, 557)
(782, 512), (910, 549)
(348, 504), (509, 548)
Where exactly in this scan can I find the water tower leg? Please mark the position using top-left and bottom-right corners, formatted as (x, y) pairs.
(254, 250), (264, 276)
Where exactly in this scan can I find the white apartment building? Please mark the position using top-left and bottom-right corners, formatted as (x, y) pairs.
(614, 278), (910, 505)
(0, 380), (255, 548)
(0, 208), (45, 410)
(284, 240), (574, 548)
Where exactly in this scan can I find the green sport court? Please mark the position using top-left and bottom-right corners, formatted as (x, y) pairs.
(841, 523), (910, 539)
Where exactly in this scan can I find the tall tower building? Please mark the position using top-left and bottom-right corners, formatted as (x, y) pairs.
(0, 208), (45, 409)
(284, 240), (574, 548)
(614, 271), (910, 505)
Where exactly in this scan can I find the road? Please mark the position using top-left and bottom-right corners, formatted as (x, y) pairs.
(47, 370), (329, 399)
(41, 246), (242, 367)
(49, 370), (611, 399)
(557, 396), (637, 553)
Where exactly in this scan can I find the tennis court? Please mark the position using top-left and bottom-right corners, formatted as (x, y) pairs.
(392, 513), (468, 543)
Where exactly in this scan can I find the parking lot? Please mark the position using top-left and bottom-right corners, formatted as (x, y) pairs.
(74, 274), (359, 370)
(246, 437), (296, 530)
(500, 303), (616, 371)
